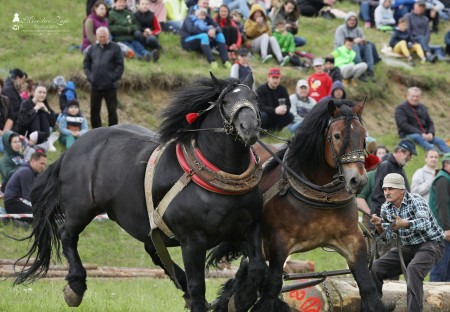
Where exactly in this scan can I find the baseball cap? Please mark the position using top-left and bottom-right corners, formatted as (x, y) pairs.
(296, 79), (308, 89)
(382, 173), (406, 190)
(268, 68), (281, 77)
(442, 153), (450, 162)
(415, 0), (426, 5)
(398, 139), (417, 156)
(238, 48), (249, 56)
(313, 58), (324, 66)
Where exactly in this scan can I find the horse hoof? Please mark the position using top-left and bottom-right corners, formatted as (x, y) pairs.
(63, 285), (83, 307)
(228, 295), (236, 312)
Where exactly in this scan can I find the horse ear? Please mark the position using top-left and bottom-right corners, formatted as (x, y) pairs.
(353, 97), (366, 117)
(327, 100), (338, 118)
(243, 74), (254, 89)
(210, 72), (222, 93)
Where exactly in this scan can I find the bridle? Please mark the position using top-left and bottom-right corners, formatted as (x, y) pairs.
(326, 115), (366, 180)
(180, 83), (260, 144)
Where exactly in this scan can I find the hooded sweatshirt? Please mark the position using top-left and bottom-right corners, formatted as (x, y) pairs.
(374, 0), (396, 28)
(244, 4), (272, 47)
(321, 80), (347, 102)
(0, 131), (25, 189)
(334, 12), (365, 48)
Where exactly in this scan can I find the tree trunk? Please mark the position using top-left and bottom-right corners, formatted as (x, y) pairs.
(283, 278), (450, 311)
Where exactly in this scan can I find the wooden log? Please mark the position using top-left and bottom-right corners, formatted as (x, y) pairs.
(284, 260), (315, 274)
(283, 278), (450, 312)
(0, 263), (238, 279)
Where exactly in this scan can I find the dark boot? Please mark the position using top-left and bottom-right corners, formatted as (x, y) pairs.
(367, 69), (376, 82)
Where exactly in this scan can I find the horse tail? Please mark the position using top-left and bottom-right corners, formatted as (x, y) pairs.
(206, 241), (243, 269)
(12, 153), (66, 285)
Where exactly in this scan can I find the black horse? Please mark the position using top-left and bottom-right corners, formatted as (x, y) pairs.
(12, 74), (266, 312)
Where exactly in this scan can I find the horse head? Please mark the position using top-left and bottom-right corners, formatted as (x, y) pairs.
(325, 99), (368, 194)
(210, 73), (260, 146)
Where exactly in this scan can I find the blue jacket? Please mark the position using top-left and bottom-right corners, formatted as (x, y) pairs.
(389, 27), (414, 48)
(4, 164), (36, 202)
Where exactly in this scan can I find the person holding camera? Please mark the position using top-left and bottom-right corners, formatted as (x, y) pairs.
(256, 67), (293, 132)
(370, 173), (445, 312)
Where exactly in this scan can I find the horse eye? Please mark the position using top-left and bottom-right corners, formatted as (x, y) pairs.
(333, 133), (341, 140)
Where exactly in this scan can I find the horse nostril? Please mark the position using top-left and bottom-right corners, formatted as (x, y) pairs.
(240, 123), (246, 131)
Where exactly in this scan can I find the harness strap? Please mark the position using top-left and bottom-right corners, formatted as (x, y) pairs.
(153, 172), (192, 238)
(150, 229), (183, 290)
(263, 180), (288, 206)
(145, 142), (174, 237)
(144, 142), (189, 291)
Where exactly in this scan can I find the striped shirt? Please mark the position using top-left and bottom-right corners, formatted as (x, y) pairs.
(381, 192), (444, 245)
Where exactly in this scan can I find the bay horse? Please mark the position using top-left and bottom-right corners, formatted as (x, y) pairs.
(210, 99), (389, 311)
(12, 74), (267, 312)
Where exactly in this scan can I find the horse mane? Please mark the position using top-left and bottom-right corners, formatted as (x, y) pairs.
(158, 76), (241, 144)
(287, 99), (363, 170)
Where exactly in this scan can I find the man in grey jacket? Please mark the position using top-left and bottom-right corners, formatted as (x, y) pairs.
(83, 27), (124, 128)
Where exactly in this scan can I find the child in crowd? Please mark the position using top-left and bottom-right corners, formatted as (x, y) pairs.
(374, 0), (396, 31)
(324, 56), (343, 82)
(58, 100), (89, 149)
(109, 0), (153, 61)
(230, 48), (254, 84)
(134, 0), (162, 62)
(389, 17), (426, 65)
(53, 76), (77, 113)
(244, 4), (289, 66)
(307, 57), (333, 102)
(192, 8), (211, 31)
(273, 19), (304, 67)
(231, 9), (246, 41)
(331, 37), (368, 85)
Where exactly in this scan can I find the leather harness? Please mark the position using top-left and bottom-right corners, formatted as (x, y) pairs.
(263, 115), (365, 208)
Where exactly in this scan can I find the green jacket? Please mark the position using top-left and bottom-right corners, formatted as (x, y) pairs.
(0, 131), (25, 187)
(331, 45), (356, 68)
(357, 169), (376, 207)
(108, 8), (140, 42)
(273, 31), (295, 54)
(429, 169), (450, 230)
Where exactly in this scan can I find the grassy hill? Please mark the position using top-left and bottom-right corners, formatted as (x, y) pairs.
(1, 0), (449, 139)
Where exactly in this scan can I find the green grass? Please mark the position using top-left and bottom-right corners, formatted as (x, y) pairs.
(0, 278), (224, 312)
